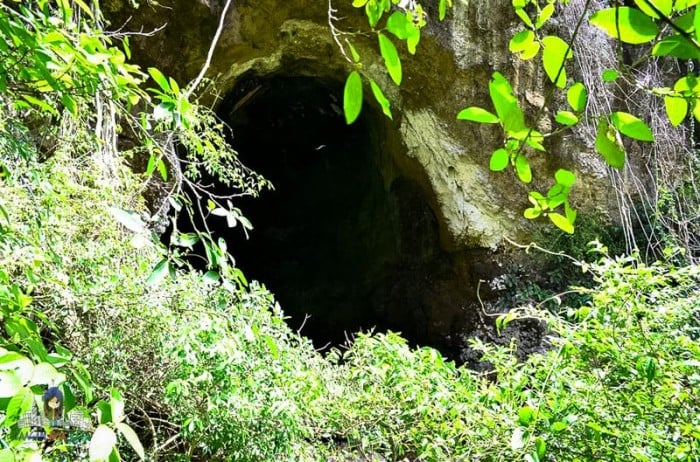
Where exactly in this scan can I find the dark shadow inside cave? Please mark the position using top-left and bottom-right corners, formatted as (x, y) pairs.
(182, 74), (470, 355)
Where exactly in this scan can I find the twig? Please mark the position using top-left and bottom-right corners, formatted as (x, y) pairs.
(186, 0), (233, 98)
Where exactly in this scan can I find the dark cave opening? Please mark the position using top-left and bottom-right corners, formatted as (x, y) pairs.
(183, 74), (468, 355)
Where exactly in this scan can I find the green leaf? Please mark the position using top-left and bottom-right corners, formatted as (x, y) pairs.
(589, 7), (659, 44)
(148, 67), (171, 93)
(542, 35), (572, 88)
(536, 3), (555, 28)
(535, 437), (547, 459)
(595, 120), (626, 169)
(519, 406), (535, 425)
(524, 207), (542, 219)
(551, 421), (568, 432)
(549, 212), (575, 234)
(555, 169), (576, 187)
(515, 154), (532, 183)
(348, 42), (361, 63)
(0, 352), (34, 385)
(352, 0), (369, 6)
(146, 258), (170, 287)
(378, 33), (402, 85)
(156, 158), (168, 181)
(567, 82), (587, 112)
(664, 95), (688, 126)
(457, 107), (500, 123)
(489, 72), (525, 132)
(61, 93), (78, 116)
(515, 7), (534, 28)
(369, 79), (392, 119)
(5, 387), (33, 427)
(602, 69), (620, 81)
(652, 35), (700, 59)
(71, 364), (94, 404)
(611, 111), (654, 141)
(634, 0), (673, 18)
(509, 30), (540, 60)
(386, 11), (409, 39)
(0, 449), (15, 462)
(366, 0), (384, 27)
(90, 425), (117, 462)
(0, 371), (22, 398)
(116, 422), (145, 460)
(490, 148), (510, 171)
(30, 362), (65, 386)
(108, 207), (146, 233)
(555, 110), (579, 126)
(343, 71), (363, 125)
(439, 0), (451, 20)
(110, 388), (124, 424)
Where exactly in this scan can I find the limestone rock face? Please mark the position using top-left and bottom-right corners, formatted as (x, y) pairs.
(105, 0), (619, 358)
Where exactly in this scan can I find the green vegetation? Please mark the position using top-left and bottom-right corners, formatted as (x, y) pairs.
(0, 0), (699, 461)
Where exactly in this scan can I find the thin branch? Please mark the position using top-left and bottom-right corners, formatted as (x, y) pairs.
(186, 0), (233, 98)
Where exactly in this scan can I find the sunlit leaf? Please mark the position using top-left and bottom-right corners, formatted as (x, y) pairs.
(116, 423), (145, 460)
(343, 71), (363, 125)
(567, 82), (587, 112)
(515, 154), (532, 183)
(542, 35), (572, 88)
(108, 207), (146, 233)
(595, 119), (625, 168)
(148, 67), (171, 93)
(664, 95), (688, 126)
(536, 3), (555, 29)
(555, 110), (579, 125)
(89, 425), (117, 462)
(590, 7), (659, 44)
(549, 212), (575, 234)
(602, 69), (620, 81)
(652, 35), (700, 59)
(634, 0), (673, 18)
(457, 107), (500, 123)
(369, 79), (392, 119)
(611, 111), (654, 141)
(489, 72), (525, 132)
(378, 33), (402, 85)
(555, 169), (576, 187)
(490, 148), (510, 171)
(0, 371), (22, 398)
(146, 258), (169, 287)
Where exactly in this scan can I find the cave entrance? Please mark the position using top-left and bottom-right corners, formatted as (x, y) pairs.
(214, 74), (459, 351)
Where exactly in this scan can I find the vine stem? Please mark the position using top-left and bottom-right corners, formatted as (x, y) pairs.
(186, 0), (233, 98)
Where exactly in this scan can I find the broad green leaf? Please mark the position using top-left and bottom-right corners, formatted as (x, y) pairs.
(664, 95), (688, 125)
(146, 258), (170, 286)
(0, 371), (22, 398)
(0, 448), (15, 462)
(602, 69), (620, 81)
(675, 0), (700, 11)
(352, 0), (369, 6)
(535, 437), (547, 459)
(510, 30), (535, 53)
(589, 7), (659, 44)
(515, 154), (532, 183)
(549, 212), (575, 233)
(5, 387), (33, 427)
(634, 0), (673, 18)
(369, 79), (392, 119)
(90, 425), (117, 462)
(378, 33), (402, 85)
(536, 3), (555, 28)
(567, 82), (587, 112)
(551, 421), (568, 432)
(108, 207), (146, 233)
(386, 11), (409, 39)
(157, 158), (168, 181)
(116, 423), (145, 460)
(555, 111), (579, 125)
(61, 94), (77, 116)
(652, 35), (700, 59)
(595, 120), (626, 168)
(489, 72), (525, 132)
(457, 107), (500, 123)
(343, 71), (363, 125)
(31, 362), (65, 386)
(0, 352), (34, 385)
(148, 67), (171, 93)
(696, 3), (700, 41)
(611, 111), (654, 141)
(542, 35), (572, 88)
(555, 169), (576, 187)
(490, 148), (510, 171)
(71, 364), (94, 404)
(366, 0), (384, 27)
